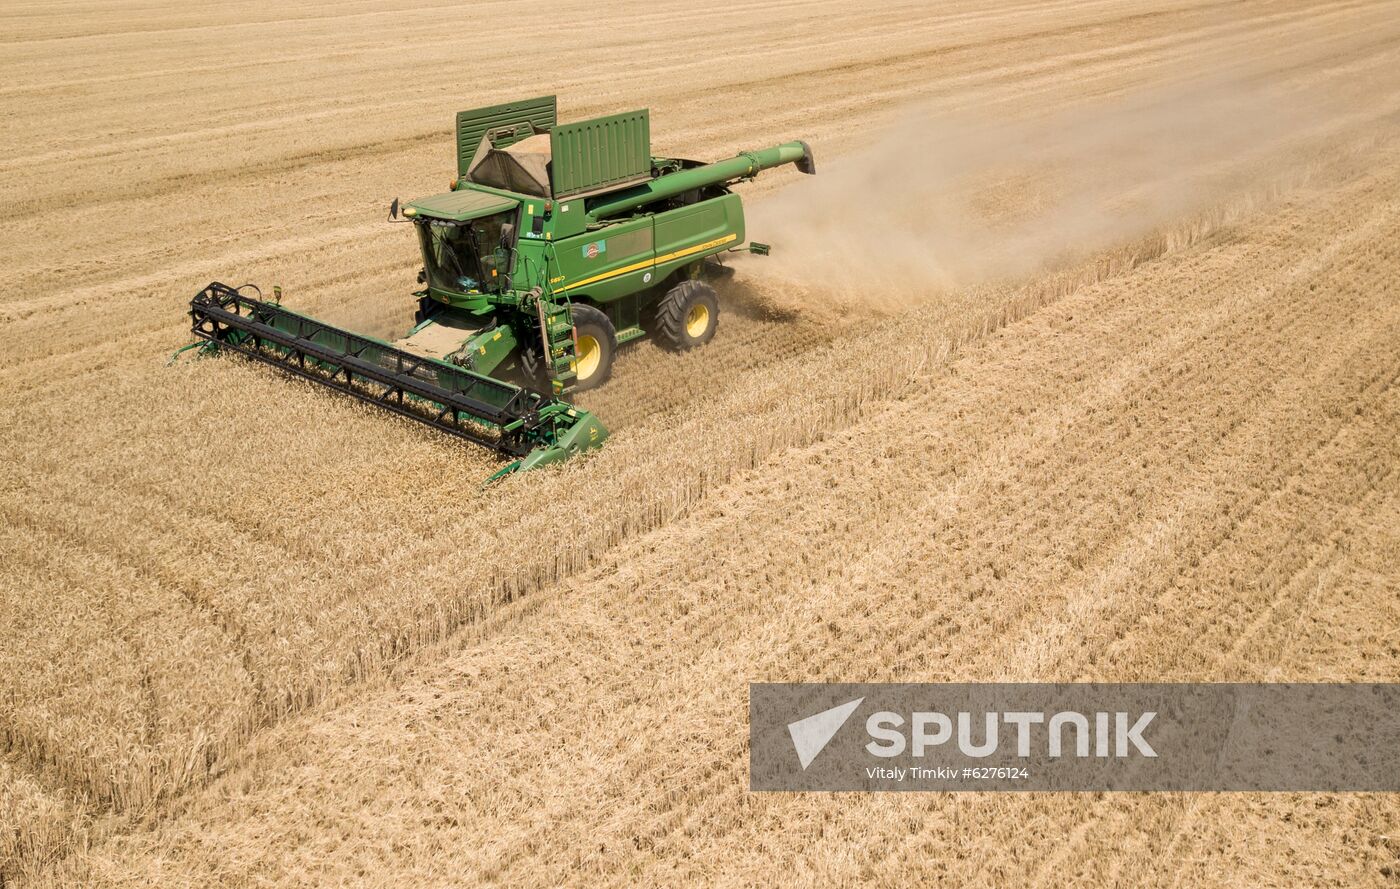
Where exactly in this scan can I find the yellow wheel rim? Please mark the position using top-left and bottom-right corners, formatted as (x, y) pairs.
(685, 303), (710, 338)
(575, 334), (601, 380)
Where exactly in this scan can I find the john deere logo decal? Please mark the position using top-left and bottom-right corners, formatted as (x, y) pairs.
(583, 241), (605, 259)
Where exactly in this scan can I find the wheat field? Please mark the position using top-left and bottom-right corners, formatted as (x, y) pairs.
(2, 1), (1399, 885)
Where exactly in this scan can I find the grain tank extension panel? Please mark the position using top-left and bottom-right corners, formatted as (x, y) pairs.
(457, 96), (652, 199)
(549, 109), (651, 198)
(456, 95), (558, 177)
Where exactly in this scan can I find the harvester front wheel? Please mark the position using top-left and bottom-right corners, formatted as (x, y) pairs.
(570, 303), (616, 391)
(652, 280), (719, 351)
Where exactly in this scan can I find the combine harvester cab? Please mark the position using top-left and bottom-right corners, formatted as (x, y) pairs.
(179, 95), (814, 477)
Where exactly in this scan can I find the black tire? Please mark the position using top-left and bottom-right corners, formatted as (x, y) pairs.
(651, 280), (719, 351)
(569, 303), (616, 391)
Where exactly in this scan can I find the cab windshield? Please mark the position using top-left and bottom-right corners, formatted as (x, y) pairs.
(415, 209), (514, 294)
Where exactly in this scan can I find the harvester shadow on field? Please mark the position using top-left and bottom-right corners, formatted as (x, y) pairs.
(712, 275), (806, 324)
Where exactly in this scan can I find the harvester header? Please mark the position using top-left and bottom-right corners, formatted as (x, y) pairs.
(178, 96), (814, 478)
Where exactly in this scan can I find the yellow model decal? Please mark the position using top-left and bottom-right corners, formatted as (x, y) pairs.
(557, 233), (738, 293)
(654, 233), (739, 265)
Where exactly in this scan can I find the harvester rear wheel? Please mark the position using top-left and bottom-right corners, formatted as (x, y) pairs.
(570, 303), (616, 391)
(652, 280), (719, 351)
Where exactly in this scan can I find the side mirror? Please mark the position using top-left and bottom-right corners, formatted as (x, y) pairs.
(499, 223), (516, 250)
(388, 198), (400, 221)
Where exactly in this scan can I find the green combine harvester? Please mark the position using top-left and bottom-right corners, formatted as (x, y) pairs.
(181, 95), (814, 477)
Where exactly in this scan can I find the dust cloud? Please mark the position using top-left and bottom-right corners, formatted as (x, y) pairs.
(740, 78), (1338, 319)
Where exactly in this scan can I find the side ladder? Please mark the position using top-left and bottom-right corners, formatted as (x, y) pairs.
(535, 297), (580, 394)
